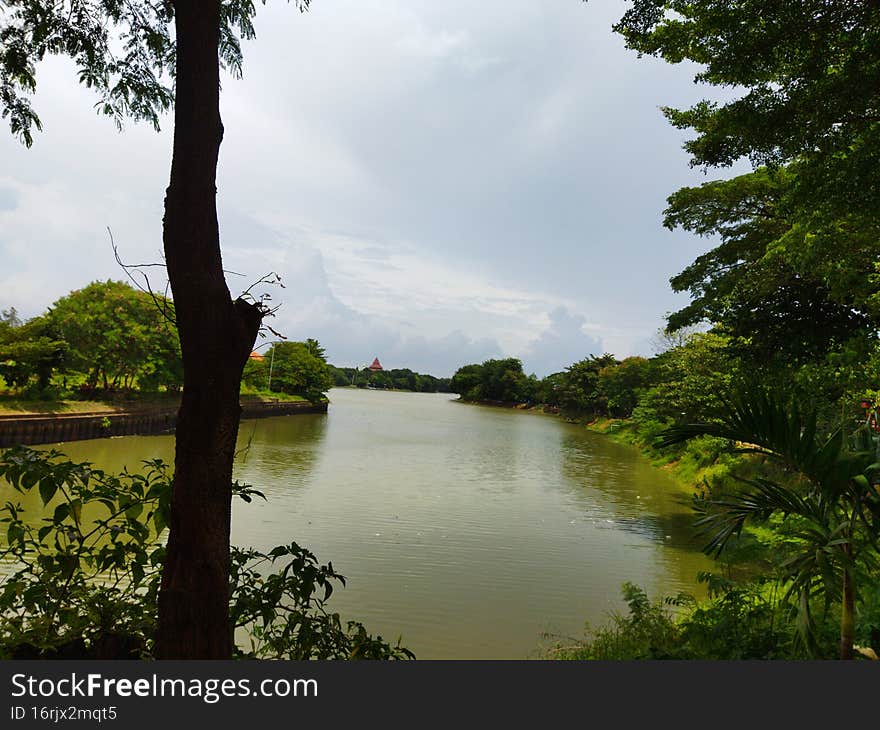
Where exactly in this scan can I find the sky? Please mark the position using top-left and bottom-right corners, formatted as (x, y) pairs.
(0, 0), (742, 377)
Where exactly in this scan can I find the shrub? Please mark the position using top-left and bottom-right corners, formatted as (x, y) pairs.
(0, 446), (412, 660)
(544, 578), (842, 660)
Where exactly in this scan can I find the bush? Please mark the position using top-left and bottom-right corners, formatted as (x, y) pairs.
(543, 583), (683, 660)
(544, 578), (844, 660)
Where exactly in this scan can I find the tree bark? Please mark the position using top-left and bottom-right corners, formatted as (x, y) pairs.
(154, 0), (262, 659)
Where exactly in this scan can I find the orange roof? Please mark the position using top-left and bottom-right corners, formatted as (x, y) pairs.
(249, 351), (265, 361)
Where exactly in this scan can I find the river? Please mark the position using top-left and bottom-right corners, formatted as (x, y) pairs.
(1, 387), (713, 658)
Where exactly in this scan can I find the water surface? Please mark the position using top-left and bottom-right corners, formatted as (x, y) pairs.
(2, 387), (712, 658)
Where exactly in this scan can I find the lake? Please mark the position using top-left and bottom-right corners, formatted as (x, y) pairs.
(1, 387), (713, 658)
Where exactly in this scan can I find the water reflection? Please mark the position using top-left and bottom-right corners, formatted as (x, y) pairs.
(557, 430), (702, 549)
(234, 414), (328, 489)
(1, 388), (714, 658)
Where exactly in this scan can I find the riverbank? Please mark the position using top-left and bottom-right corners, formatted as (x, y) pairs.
(455, 397), (559, 413)
(0, 396), (328, 447)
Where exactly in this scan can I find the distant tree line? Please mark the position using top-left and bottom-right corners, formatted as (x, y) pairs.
(449, 354), (654, 417)
(328, 365), (451, 393)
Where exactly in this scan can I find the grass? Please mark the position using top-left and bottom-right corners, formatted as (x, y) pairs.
(1, 389), (316, 416)
(241, 392), (309, 403)
(0, 398), (121, 415)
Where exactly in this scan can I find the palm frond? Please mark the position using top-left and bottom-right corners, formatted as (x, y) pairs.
(657, 388), (847, 486)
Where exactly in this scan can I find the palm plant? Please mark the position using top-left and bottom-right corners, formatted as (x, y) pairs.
(657, 390), (880, 659)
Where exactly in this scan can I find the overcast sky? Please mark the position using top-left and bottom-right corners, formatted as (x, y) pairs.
(0, 0), (741, 377)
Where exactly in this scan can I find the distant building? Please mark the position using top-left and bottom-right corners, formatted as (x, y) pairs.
(368, 357), (384, 372)
(249, 351), (265, 361)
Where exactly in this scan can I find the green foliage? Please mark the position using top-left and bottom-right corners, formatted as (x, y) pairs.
(450, 358), (535, 403)
(46, 280), (181, 393)
(0, 446), (412, 660)
(0, 1), (312, 146)
(230, 543), (413, 660)
(533, 372), (565, 408)
(658, 390), (880, 657)
(597, 356), (652, 417)
(616, 1), (880, 393)
(303, 338), (325, 360)
(349, 366), (452, 393)
(614, 1), (880, 220)
(663, 168), (877, 364)
(242, 356), (269, 392)
(552, 354), (617, 415)
(245, 341), (332, 403)
(448, 363), (484, 400)
(0, 446), (170, 657)
(635, 331), (735, 424)
(546, 582), (682, 660)
(547, 580), (815, 660)
(0, 315), (67, 392)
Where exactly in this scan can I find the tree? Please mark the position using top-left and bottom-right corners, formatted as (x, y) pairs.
(47, 280), (180, 391)
(263, 341), (332, 402)
(637, 331), (735, 424)
(480, 358), (531, 402)
(1, 308), (22, 328)
(662, 168), (876, 364)
(554, 354), (617, 415)
(0, 446), (414, 660)
(449, 364), (484, 401)
(615, 2), (880, 365)
(0, 314), (66, 391)
(658, 391), (880, 659)
(598, 356), (652, 417)
(614, 1), (880, 219)
(1, 1), (311, 657)
(304, 338), (326, 360)
(449, 358), (532, 403)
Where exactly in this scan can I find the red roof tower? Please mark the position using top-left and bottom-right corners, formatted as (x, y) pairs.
(368, 357), (383, 371)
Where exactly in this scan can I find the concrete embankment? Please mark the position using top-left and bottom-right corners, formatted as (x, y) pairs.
(0, 400), (328, 447)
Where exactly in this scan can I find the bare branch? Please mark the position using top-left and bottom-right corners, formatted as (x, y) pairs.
(108, 226), (177, 327)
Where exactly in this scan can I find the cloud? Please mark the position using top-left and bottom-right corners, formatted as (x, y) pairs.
(383, 330), (503, 376)
(212, 211), (504, 375)
(0, 0), (742, 372)
(519, 307), (603, 377)
(0, 182), (18, 212)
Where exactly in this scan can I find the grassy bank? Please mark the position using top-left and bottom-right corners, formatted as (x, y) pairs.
(582, 415), (749, 490)
(1, 390), (316, 416)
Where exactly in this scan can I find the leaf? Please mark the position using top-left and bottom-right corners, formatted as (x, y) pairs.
(21, 468), (39, 490)
(53, 503), (71, 524)
(38, 478), (58, 506)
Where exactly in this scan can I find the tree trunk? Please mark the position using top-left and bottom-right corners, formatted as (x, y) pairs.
(840, 548), (855, 660)
(154, 0), (262, 659)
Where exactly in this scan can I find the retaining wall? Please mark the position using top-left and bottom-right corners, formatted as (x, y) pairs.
(0, 400), (328, 447)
